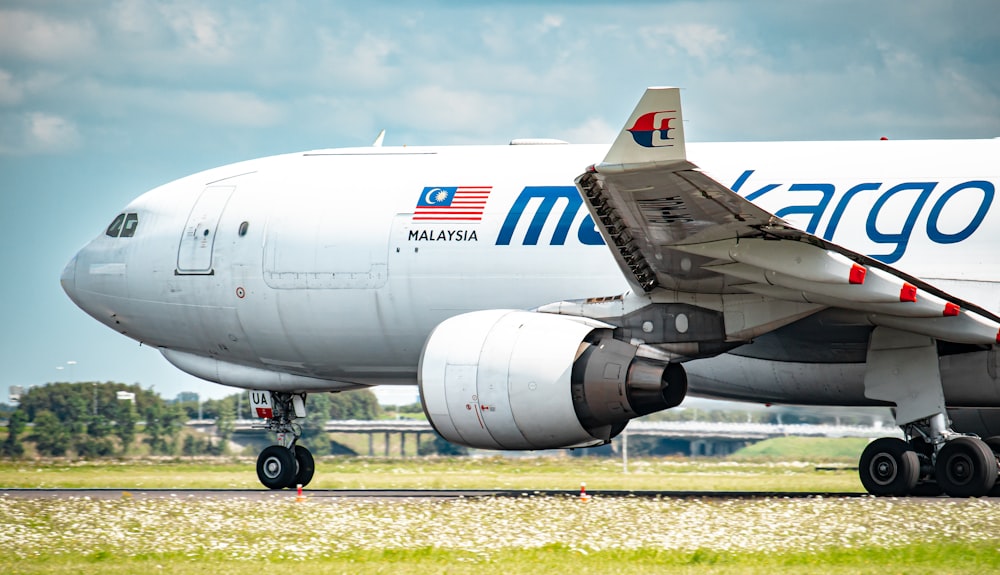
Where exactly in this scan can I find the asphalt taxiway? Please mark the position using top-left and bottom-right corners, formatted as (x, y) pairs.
(1, 488), (877, 501)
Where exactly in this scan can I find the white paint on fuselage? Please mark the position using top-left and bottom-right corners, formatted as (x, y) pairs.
(63, 139), (1000, 400)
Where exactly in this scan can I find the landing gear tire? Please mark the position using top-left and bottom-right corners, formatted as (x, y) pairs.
(980, 436), (1000, 496)
(935, 436), (998, 498)
(257, 445), (296, 490)
(859, 437), (919, 496)
(292, 445), (315, 488)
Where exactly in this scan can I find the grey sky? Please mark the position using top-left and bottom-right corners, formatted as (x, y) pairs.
(1, 0), (998, 401)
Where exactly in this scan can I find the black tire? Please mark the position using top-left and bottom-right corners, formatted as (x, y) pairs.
(981, 436), (1000, 496)
(984, 435), (1000, 454)
(256, 445), (296, 490)
(859, 437), (920, 496)
(293, 445), (315, 488)
(935, 436), (998, 498)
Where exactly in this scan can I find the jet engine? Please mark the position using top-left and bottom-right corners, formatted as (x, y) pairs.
(419, 309), (687, 450)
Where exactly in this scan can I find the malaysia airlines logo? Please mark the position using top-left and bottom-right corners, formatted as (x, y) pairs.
(414, 186), (492, 222)
(628, 110), (677, 148)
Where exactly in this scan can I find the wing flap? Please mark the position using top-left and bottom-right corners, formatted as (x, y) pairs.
(576, 87), (1000, 346)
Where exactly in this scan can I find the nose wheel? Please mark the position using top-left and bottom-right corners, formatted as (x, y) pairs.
(256, 444), (316, 489)
(292, 444), (315, 487)
(257, 445), (296, 489)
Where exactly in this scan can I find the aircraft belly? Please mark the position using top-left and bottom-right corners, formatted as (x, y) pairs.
(684, 354), (871, 405)
(686, 350), (1000, 408)
(259, 287), (421, 379)
(92, 293), (256, 362)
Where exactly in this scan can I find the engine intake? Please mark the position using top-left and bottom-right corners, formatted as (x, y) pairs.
(419, 310), (686, 450)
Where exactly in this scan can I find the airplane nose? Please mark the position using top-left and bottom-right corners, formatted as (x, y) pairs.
(61, 254), (78, 300)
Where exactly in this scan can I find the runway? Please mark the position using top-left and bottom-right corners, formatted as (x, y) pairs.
(1, 487), (882, 500)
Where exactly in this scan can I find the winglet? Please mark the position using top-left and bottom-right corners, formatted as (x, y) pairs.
(372, 129), (386, 147)
(599, 87), (686, 173)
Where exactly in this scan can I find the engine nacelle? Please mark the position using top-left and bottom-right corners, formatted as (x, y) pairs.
(419, 310), (687, 450)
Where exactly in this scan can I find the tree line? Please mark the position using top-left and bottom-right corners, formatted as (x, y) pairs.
(1, 382), (381, 458)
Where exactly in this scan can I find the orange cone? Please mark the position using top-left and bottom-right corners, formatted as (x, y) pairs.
(579, 482), (591, 502)
(295, 483), (306, 502)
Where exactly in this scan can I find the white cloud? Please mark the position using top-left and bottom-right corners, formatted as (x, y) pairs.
(400, 85), (518, 136)
(0, 112), (81, 155)
(0, 9), (96, 61)
(556, 116), (617, 145)
(667, 23), (730, 61)
(317, 29), (398, 90)
(0, 70), (23, 106)
(539, 14), (564, 33)
(171, 91), (283, 127)
(82, 82), (285, 128)
(28, 112), (80, 150)
(0, 0), (998, 157)
(873, 39), (924, 75)
(113, 0), (158, 35)
(159, 3), (231, 61)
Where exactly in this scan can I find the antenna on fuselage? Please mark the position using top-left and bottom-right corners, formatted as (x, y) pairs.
(372, 129), (386, 147)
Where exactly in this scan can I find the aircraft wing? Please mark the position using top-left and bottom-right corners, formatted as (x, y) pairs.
(575, 87), (1000, 346)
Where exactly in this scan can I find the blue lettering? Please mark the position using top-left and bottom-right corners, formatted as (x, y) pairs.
(866, 182), (936, 264)
(497, 186), (604, 246)
(494, 176), (994, 256)
(774, 184), (835, 234)
(730, 170), (755, 194)
(731, 170), (781, 202)
(926, 181), (994, 244)
(822, 182), (881, 241)
(577, 215), (605, 245)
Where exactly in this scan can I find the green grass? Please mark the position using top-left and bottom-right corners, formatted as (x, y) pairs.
(2, 495), (998, 574)
(733, 436), (870, 459)
(5, 544), (1000, 575)
(0, 455), (867, 492)
(2, 451), (997, 574)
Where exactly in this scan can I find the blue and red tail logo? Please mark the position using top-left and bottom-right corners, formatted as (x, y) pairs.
(628, 110), (677, 148)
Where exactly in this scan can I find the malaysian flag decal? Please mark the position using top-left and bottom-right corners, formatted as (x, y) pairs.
(413, 186), (491, 222)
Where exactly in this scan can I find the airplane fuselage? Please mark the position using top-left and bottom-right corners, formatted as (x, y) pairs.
(62, 139), (1000, 406)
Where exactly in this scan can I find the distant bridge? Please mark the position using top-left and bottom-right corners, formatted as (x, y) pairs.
(186, 419), (894, 457)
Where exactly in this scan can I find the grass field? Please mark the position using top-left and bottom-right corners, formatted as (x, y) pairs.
(0, 436), (873, 491)
(2, 440), (999, 573)
(0, 454), (866, 492)
(2, 490), (999, 574)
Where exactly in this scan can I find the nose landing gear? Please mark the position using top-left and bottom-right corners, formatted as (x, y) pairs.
(251, 392), (316, 490)
(255, 444), (315, 490)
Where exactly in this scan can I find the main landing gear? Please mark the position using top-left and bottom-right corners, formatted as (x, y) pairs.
(859, 327), (999, 497)
(253, 392), (315, 490)
(859, 415), (1000, 498)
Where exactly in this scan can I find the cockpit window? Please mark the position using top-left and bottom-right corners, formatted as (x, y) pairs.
(120, 213), (139, 237)
(105, 214), (125, 237)
(105, 213), (139, 238)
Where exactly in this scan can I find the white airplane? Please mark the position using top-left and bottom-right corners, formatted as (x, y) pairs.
(62, 87), (1000, 497)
